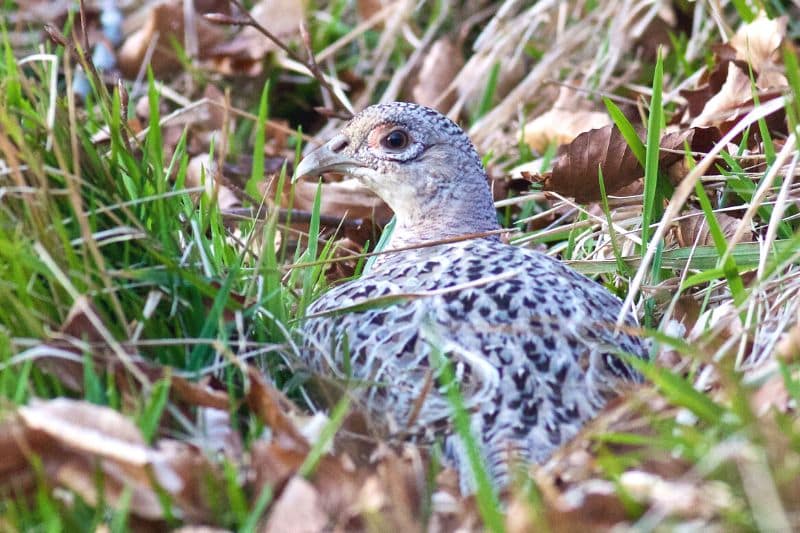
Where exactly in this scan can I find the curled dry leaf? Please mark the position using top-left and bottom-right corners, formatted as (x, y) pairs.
(729, 13), (788, 89)
(680, 54), (738, 120)
(690, 63), (753, 129)
(409, 36), (463, 111)
(672, 208), (754, 248)
(679, 15), (788, 134)
(540, 124), (643, 202)
(118, 0), (226, 78)
(537, 124), (722, 202)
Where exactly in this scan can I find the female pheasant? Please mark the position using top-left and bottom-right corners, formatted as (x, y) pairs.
(294, 102), (648, 491)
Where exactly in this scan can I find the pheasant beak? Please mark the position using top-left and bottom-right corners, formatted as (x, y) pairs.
(292, 134), (365, 182)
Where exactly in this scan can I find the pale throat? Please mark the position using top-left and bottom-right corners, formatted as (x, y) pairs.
(379, 171), (501, 249)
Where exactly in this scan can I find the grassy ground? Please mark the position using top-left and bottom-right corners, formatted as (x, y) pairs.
(1, 0), (800, 531)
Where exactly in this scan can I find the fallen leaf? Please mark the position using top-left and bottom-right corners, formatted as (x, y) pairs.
(286, 178), (393, 225)
(524, 106), (612, 154)
(678, 44), (744, 120)
(690, 63), (753, 129)
(187, 154), (241, 211)
(263, 477), (327, 533)
(729, 13), (788, 89)
(208, 0), (307, 75)
(541, 124), (643, 202)
(3, 398), (222, 522)
(118, 0), (226, 78)
(775, 306), (800, 362)
(537, 124), (726, 202)
(409, 37), (463, 111)
(672, 208), (753, 248)
(246, 366), (309, 451)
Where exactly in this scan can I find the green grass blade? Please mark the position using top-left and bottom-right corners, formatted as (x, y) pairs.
(598, 166), (633, 277)
(426, 327), (505, 533)
(693, 180), (746, 307)
(138, 377), (171, 443)
(246, 81), (270, 200)
(642, 49), (665, 250)
(297, 396), (350, 478)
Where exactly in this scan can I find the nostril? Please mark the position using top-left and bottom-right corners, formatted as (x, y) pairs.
(329, 136), (349, 153)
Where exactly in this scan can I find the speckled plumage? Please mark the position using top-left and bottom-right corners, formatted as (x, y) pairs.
(295, 102), (648, 490)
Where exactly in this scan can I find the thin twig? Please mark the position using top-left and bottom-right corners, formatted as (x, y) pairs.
(206, 1), (353, 118)
(221, 206), (378, 229)
(284, 227), (518, 272)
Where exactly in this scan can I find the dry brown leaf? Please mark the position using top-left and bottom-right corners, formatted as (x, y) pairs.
(409, 37), (463, 111)
(263, 477), (327, 533)
(775, 306), (800, 362)
(678, 44), (744, 122)
(245, 366), (309, 451)
(672, 208), (754, 248)
(348, 447), (422, 531)
(750, 372), (792, 415)
(542, 124), (643, 202)
(536, 478), (629, 532)
(524, 109), (611, 154)
(39, 297), (231, 412)
(187, 154), (241, 211)
(356, 0), (389, 21)
(537, 124), (725, 202)
(3, 398), (222, 522)
(619, 470), (734, 518)
(251, 439), (307, 491)
(690, 63), (753, 129)
(117, 0), (226, 78)
(208, 0), (307, 76)
(729, 13), (788, 89)
(288, 178), (392, 225)
(19, 399), (147, 455)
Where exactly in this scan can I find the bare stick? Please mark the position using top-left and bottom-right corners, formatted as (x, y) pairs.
(206, 1), (353, 118)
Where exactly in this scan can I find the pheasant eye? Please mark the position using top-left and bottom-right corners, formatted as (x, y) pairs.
(381, 129), (410, 150)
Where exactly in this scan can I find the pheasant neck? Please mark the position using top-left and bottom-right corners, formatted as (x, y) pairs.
(383, 174), (500, 250)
